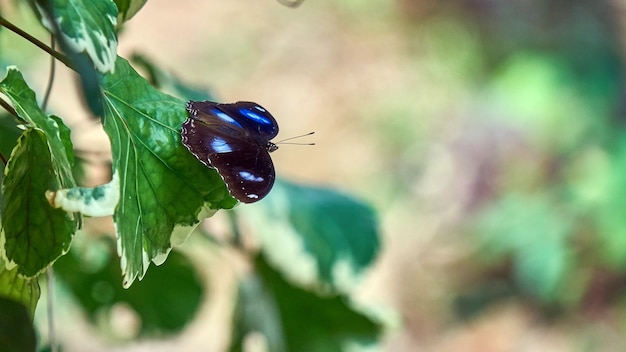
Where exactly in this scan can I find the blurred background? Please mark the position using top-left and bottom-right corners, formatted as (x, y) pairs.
(5, 0), (626, 350)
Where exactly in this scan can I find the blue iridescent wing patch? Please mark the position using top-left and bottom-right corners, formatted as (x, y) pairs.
(181, 101), (279, 203)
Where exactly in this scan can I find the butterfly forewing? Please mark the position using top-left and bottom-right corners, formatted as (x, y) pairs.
(215, 101), (279, 140)
(181, 100), (279, 203)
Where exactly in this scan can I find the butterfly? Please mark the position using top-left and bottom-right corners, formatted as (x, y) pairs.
(180, 100), (280, 203)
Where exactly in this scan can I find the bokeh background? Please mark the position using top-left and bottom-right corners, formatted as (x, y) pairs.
(5, 0), (626, 350)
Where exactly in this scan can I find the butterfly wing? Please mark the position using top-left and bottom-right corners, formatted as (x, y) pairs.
(188, 101), (279, 141)
(181, 100), (278, 203)
(212, 101), (279, 141)
(208, 145), (275, 203)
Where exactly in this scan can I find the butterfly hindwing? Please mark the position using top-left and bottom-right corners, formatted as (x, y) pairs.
(181, 100), (279, 203)
(209, 148), (275, 203)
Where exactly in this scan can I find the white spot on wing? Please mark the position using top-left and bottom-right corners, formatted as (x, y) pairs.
(239, 171), (264, 182)
(211, 137), (232, 153)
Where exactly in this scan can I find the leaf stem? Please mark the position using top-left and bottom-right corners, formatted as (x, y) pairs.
(0, 16), (72, 69)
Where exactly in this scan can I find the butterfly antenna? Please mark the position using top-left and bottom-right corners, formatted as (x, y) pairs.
(276, 131), (315, 145)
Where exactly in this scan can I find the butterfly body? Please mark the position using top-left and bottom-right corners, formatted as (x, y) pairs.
(181, 101), (279, 203)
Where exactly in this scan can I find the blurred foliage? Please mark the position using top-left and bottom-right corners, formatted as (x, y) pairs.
(389, 0), (626, 318)
(230, 256), (380, 352)
(0, 296), (36, 352)
(54, 236), (204, 337)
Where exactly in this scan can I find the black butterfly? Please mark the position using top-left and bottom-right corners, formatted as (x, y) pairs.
(181, 100), (279, 203)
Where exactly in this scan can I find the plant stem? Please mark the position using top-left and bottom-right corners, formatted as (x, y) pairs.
(42, 33), (56, 111)
(0, 16), (73, 69)
(0, 97), (17, 117)
(47, 268), (57, 352)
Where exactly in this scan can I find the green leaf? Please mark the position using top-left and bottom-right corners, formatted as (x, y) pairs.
(0, 113), (22, 163)
(238, 179), (380, 294)
(113, 0), (147, 23)
(36, 0), (118, 73)
(0, 68), (77, 185)
(1, 129), (78, 276)
(0, 297), (37, 352)
(54, 237), (203, 336)
(0, 68), (79, 277)
(230, 256), (381, 352)
(0, 113), (22, 197)
(0, 257), (40, 316)
(49, 57), (236, 287)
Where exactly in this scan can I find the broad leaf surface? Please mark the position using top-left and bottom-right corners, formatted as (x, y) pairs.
(0, 113), (22, 163)
(0, 68), (79, 277)
(0, 68), (77, 182)
(37, 0), (118, 73)
(0, 257), (40, 316)
(0, 113), (22, 201)
(230, 256), (381, 352)
(238, 179), (380, 293)
(99, 57), (235, 287)
(54, 237), (203, 335)
(1, 130), (77, 276)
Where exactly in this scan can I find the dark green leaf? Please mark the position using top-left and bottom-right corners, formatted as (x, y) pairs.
(1, 129), (77, 276)
(69, 50), (104, 116)
(0, 113), (22, 162)
(0, 113), (22, 196)
(35, 0), (118, 73)
(230, 256), (381, 352)
(0, 68), (79, 277)
(0, 68), (76, 187)
(54, 237), (204, 336)
(0, 297), (37, 352)
(33, 0), (113, 116)
(238, 179), (380, 293)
